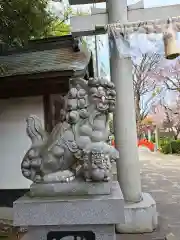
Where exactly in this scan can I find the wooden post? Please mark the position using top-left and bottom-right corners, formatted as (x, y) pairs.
(43, 95), (53, 133)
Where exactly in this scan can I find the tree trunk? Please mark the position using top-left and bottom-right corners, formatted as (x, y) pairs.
(135, 93), (141, 138)
(174, 130), (180, 140)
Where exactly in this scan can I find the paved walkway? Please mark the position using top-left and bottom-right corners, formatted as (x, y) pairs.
(139, 148), (180, 238)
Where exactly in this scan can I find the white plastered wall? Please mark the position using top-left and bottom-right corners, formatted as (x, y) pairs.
(0, 96), (44, 189)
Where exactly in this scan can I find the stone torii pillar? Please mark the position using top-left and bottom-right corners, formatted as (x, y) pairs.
(106, 0), (158, 233)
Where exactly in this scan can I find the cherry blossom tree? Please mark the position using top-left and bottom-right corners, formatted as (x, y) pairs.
(132, 52), (163, 137)
(152, 58), (180, 92)
(163, 98), (180, 139)
(151, 103), (166, 127)
(149, 56), (180, 139)
(152, 95), (180, 139)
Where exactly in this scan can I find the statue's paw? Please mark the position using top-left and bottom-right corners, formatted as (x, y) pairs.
(43, 170), (75, 183)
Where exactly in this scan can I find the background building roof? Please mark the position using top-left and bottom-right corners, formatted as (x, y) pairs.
(0, 35), (90, 78)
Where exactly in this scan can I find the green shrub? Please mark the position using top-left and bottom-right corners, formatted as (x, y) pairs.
(159, 138), (170, 154)
(171, 140), (180, 154)
(160, 143), (171, 154)
(160, 139), (180, 154)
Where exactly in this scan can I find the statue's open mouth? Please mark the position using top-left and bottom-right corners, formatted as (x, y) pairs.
(92, 94), (115, 111)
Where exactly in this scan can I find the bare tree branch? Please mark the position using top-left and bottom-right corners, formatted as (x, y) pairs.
(153, 94), (180, 139)
(132, 52), (162, 137)
(152, 58), (180, 92)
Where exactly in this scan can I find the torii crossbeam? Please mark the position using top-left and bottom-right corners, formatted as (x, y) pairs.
(70, 1), (180, 36)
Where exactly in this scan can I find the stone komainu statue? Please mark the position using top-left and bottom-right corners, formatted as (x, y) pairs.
(21, 77), (119, 183)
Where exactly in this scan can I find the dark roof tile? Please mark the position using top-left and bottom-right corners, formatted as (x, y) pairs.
(0, 36), (90, 78)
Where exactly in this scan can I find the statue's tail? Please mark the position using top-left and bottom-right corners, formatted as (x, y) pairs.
(26, 115), (48, 146)
(21, 148), (42, 182)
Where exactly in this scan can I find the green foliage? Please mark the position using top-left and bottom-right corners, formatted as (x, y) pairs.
(0, 1), (88, 48)
(160, 142), (172, 154)
(0, 0), (55, 47)
(152, 87), (161, 97)
(171, 140), (180, 154)
(47, 20), (70, 37)
(47, 7), (90, 37)
(47, 6), (73, 37)
(0, 1), (73, 75)
(160, 139), (180, 154)
(159, 138), (171, 154)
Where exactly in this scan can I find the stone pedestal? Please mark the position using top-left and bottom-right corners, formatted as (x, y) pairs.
(29, 180), (112, 197)
(116, 193), (158, 233)
(13, 181), (124, 240)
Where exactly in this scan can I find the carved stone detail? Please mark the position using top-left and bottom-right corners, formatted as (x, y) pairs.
(21, 77), (119, 184)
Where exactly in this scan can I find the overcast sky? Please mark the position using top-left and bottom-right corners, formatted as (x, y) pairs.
(143, 0), (180, 7)
(95, 0), (180, 8)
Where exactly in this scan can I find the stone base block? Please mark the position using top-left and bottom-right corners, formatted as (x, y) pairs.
(116, 193), (158, 233)
(29, 180), (111, 197)
(13, 181), (124, 240)
(13, 181), (124, 227)
(20, 225), (116, 240)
